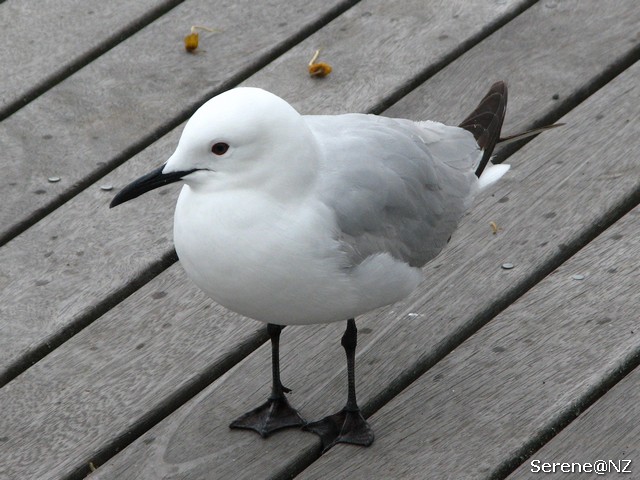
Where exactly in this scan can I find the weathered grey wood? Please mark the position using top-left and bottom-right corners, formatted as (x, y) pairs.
(508, 366), (640, 478)
(90, 51), (640, 478)
(0, 128), (181, 385)
(241, 0), (536, 115)
(0, 0), (356, 244)
(0, 0), (531, 382)
(88, 323), (339, 480)
(0, 0), (180, 115)
(0, 264), (266, 480)
(4, 1), (639, 477)
(300, 206), (640, 480)
(383, 0), (640, 131)
(0, 0), (361, 383)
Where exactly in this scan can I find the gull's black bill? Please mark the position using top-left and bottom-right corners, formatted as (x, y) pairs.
(109, 164), (196, 208)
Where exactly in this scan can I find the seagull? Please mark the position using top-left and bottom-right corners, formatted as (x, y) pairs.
(110, 82), (557, 451)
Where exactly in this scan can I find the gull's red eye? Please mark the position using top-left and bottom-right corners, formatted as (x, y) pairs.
(211, 142), (229, 155)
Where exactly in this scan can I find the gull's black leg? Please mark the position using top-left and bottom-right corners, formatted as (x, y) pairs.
(303, 319), (374, 451)
(229, 323), (305, 437)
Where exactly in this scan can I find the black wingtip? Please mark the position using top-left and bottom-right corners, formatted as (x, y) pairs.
(459, 81), (508, 178)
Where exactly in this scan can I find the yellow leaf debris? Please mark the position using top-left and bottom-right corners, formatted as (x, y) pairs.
(184, 26), (218, 53)
(308, 49), (332, 77)
(489, 221), (502, 235)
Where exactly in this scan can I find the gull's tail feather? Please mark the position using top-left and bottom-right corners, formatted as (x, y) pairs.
(460, 82), (564, 179)
(459, 81), (507, 178)
(497, 123), (565, 147)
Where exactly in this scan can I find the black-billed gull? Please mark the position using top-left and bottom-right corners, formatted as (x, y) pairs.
(111, 82), (556, 450)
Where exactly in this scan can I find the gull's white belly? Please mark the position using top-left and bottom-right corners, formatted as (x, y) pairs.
(173, 186), (422, 325)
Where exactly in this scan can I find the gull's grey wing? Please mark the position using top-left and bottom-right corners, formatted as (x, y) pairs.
(306, 114), (481, 268)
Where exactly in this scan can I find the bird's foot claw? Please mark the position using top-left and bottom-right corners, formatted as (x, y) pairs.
(303, 407), (374, 452)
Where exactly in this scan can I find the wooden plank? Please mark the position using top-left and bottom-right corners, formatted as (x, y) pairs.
(4, 0), (637, 475)
(0, 0), (181, 117)
(0, 128), (181, 385)
(300, 205), (640, 480)
(3, 0), (636, 476)
(240, 0), (536, 115)
(382, 0), (640, 132)
(1, 10), (555, 476)
(241, 0), (640, 123)
(90, 47), (640, 478)
(509, 366), (640, 478)
(0, 0), (531, 382)
(0, 0), (358, 382)
(0, 264), (267, 480)
(0, 0), (356, 245)
(88, 324), (341, 480)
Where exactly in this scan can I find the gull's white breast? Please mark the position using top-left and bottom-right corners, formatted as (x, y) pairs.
(173, 185), (422, 325)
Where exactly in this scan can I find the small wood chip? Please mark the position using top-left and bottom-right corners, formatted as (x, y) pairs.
(489, 221), (502, 235)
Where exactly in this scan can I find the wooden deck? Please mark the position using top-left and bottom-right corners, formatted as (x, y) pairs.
(1, 0), (639, 478)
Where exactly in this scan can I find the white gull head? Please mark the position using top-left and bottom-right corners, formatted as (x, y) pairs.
(163, 87), (320, 199)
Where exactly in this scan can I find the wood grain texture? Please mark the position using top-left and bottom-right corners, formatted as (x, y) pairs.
(5, 1), (639, 478)
(0, 0), (179, 114)
(89, 323), (339, 480)
(0, 265), (266, 480)
(301, 205), (640, 480)
(509, 367), (640, 479)
(0, 0), (529, 383)
(0, 0), (358, 381)
(90, 47), (640, 479)
(241, 0), (533, 114)
(383, 0), (640, 130)
(0, 0), (355, 244)
(0, 128), (182, 383)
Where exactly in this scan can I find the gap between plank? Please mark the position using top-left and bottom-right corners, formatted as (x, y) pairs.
(62, 328), (271, 480)
(0, 249), (178, 388)
(0, 0), (187, 124)
(369, 0), (540, 115)
(0, 0), (361, 249)
(489, 344), (640, 479)
(0, 0), (362, 388)
(272, 141), (640, 479)
(7, 0), (636, 475)
(492, 41), (640, 164)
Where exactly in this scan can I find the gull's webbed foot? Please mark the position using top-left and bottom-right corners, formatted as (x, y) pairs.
(304, 407), (374, 452)
(229, 395), (305, 437)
